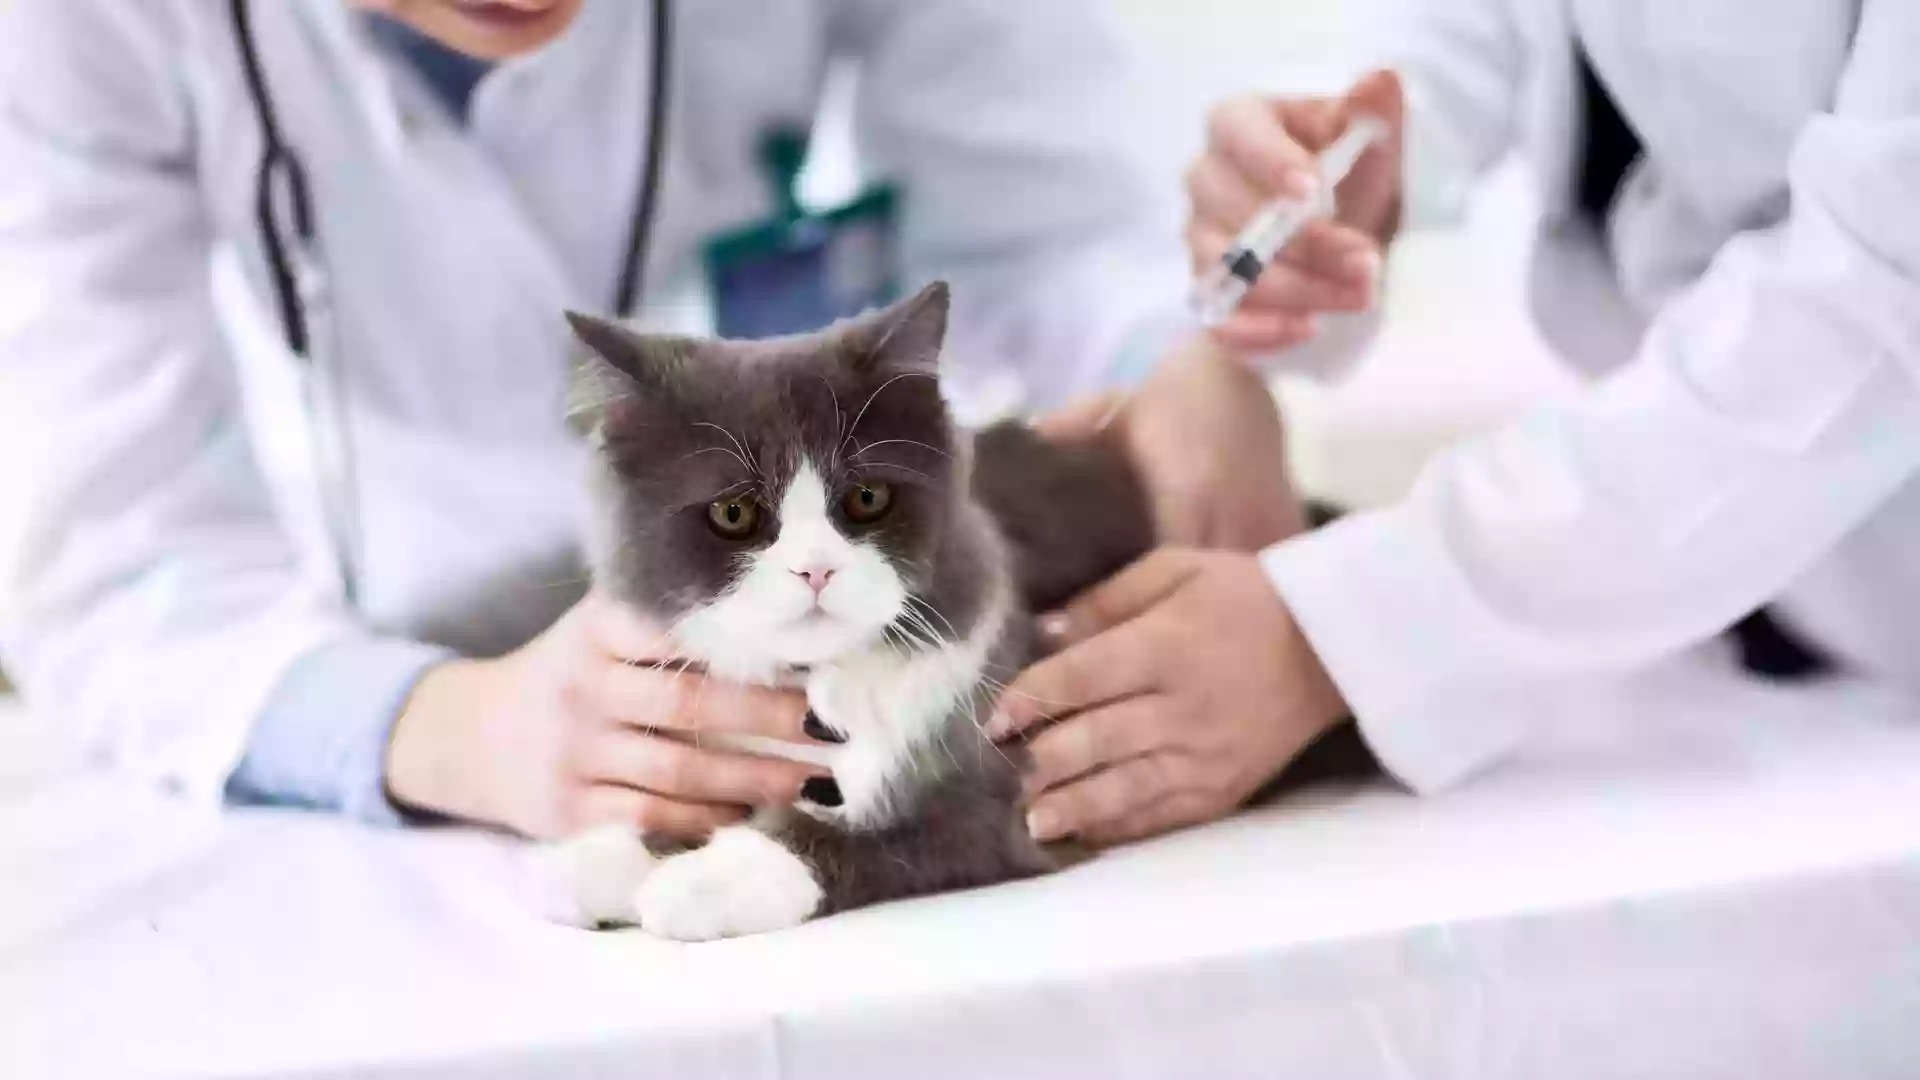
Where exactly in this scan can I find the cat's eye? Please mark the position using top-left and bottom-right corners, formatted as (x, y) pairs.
(840, 480), (894, 525)
(707, 496), (762, 540)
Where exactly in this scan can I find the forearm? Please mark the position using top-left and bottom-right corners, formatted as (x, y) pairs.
(380, 656), (515, 826)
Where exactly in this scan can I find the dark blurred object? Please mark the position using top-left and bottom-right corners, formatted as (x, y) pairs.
(1261, 719), (1382, 796)
(1575, 44), (1643, 226)
(1730, 608), (1832, 680)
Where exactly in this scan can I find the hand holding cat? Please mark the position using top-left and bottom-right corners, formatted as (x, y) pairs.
(1186, 70), (1405, 356)
(1040, 336), (1303, 552)
(986, 549), (1346, 847)
(385, 592), (829, 841)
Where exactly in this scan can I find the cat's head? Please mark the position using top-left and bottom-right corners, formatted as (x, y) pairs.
(566, 282), (997, 679)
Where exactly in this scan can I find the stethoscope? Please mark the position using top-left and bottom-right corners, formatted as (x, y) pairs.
(228, 0), (674, 607)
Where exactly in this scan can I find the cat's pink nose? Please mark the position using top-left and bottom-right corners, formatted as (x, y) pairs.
(793, 567), (835, 595)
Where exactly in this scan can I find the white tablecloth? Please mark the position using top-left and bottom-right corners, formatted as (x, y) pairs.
(4, 655), (1919, 1080)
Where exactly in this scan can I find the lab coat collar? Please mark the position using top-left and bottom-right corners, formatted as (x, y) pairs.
(289, 0), (630, 154)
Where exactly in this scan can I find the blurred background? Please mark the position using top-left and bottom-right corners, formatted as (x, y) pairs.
(0, 0), (1579, 695)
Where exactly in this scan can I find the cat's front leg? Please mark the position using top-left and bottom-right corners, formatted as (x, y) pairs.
(636, 825), (824, 941)
(532, 823), (662, 928)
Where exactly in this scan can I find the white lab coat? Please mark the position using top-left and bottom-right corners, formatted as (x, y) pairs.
(1265, 0), (1920, 791)
(0, 0), (1184, 799)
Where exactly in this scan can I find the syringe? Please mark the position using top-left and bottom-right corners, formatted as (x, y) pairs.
(1188, 114), (1389, 328)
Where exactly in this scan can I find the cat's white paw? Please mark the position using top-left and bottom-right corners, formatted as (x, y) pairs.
(531, 823), (660, 928)
(635, 826), (822, 941)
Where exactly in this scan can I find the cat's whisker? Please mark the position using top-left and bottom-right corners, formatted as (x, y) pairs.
(693, 422), (760, 480)
(907, 596), (960, 642)
(856, 460), (936, 484)
(962, 683), (1022, 772)
(851, 438), (953, 462)
(840, 371), (936, 454)
(814, 374), (846, 450)
(682, 444), (756, 476)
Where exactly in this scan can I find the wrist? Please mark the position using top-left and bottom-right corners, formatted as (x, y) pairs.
(383, 657), (507, 825)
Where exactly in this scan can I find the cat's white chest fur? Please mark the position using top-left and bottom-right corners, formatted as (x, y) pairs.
(800, 629), (995, 827)
(718, 616), (999, 829)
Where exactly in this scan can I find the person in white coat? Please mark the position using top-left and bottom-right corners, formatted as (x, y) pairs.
(0, 0), (1285, 838)
(995, 0), (1920, 846)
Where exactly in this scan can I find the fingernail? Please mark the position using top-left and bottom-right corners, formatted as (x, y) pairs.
(1342, 249), (1381, 283)
(801, 776), (844, 808)
(802, 710), (846, 744)
(1037, 613), (1071, 641)
(1279, 170), (1319, 201)
(1027, 806), (1065, 842)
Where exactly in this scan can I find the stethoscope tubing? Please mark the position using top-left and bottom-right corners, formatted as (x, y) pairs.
(229, 0), (672, 608)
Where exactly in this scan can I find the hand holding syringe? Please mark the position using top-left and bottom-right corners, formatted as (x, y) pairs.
(1095, 113), (1388, 429)
(1189, 114), (1389, 329)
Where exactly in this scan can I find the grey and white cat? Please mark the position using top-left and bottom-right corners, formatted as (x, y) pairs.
(538, 281), (1154, 940)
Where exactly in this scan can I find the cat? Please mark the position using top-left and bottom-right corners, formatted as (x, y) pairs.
(537, 281), (1156, 940)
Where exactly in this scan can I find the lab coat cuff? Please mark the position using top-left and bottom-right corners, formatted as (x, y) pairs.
(1260, 511), (1527, 794)
(225, 638), (457, 826)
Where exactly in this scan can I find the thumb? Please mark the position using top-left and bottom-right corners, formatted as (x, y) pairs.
(1334, 69), (1405, 236)
(1344, 69), (1405, 132)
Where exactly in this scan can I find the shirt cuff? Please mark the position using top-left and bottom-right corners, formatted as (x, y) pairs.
(1260, 510), (1530, 794)
(225, 638), (456, 825)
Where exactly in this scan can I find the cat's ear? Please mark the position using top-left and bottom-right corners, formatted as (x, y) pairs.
(850, 280), (950, 374)
(564, 311), (693, 435)
(565, 311), (692, 389)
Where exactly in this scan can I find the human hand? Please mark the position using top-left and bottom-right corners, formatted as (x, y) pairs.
(985, 549), (1346, 847)
(1186, 69), (1405, 355)
(1036, 335), (1306, 551)
(384, 592), (829, 841)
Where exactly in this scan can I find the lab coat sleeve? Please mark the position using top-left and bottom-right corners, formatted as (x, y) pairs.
(1263, 0), (1920, 793)
(827, 0), (1189, 409)
(1367, 0), (1526, 230)
(0, 0), (429, 814)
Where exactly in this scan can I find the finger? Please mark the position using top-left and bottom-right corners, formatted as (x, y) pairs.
(1272, 219), (1382, 290)
(1077, 792), (1217, 849)
(1032, 391), (1127, 441)
(1338, 70), (1406, 207)
(569, 784), (749, 840)
(1345, 69), (1405, 129)
(1206, 96), (1320, 201)
(1024, 752), (1196, 843)
(1055, 548), (1201, 645)
(1187, 221), (1372, 315)
(987, 614), (1163, 741)
(1208, 313), (1319, 357)
(1023, 696), (1182, 795)
(585, 593), (677, 664)
(1184, 154), (1268, 235)
(1282, 95), (1351, 153)
(591, 664), (810, 741)
(577, 728), (821, 806)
